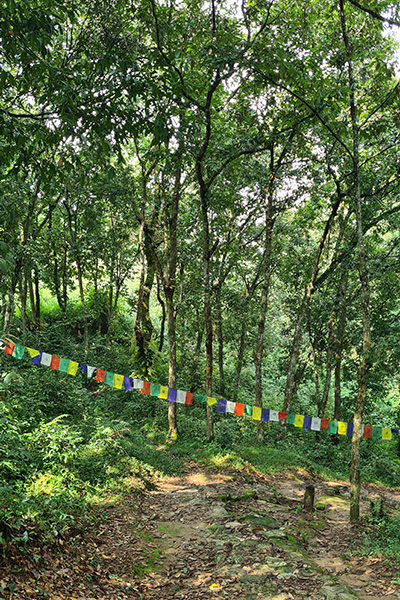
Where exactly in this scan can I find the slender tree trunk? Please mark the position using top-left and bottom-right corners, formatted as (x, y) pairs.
(334, 269), (348, 421)
(339, 0), (371, 522)
(34, 269), (40, 322)
(233, 319), (247, 402)
(76, 255), (89, 354)
(19, 275), (28, 332)
(254, 188), (274, 441)
(215, 287), (225, 397)
(27, 269), (36, 325)
(156, 276), (166, 352)
(282, 194), (341, 413)
(309, 336), (321, 409)
(166, 289), (178, 438)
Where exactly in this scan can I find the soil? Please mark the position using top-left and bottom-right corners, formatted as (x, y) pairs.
(2, 463), (400, 600)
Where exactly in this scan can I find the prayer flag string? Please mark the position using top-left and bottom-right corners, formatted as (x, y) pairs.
(2, 340), (398, 441)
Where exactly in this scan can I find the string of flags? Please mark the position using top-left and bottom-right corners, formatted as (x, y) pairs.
(2, 339), (398, 441)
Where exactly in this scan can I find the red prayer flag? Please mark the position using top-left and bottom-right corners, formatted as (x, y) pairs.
(96, 369), (106, 382)
(363, 425), (373, 439)
(5, 341), (14, 355)
(50, 356), (60, 370)
(141, 381), (150, 395)
(185, 392), (193, 405)
(321, 418), (329, 429)
(278, 412), (287, 420)
(234, 403), (245, 416)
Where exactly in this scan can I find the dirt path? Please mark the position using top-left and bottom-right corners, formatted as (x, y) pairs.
(2, 465), (400, 599)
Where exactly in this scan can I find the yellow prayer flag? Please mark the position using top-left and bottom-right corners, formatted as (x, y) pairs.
(159, 386), (168, 399)
(67, 361), (79, 376)
(294, 414), (304, 428)
(382, 428), (392, 440)
(26, 347), (40, 358)
(207, 397), (217, 406)
(113, 374), (124, 389)
(338, 421), (347, 435)
(252, 406), (262, 421)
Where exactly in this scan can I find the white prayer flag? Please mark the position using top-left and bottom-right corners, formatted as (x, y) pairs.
(40, 352), (52, 367)
(176, 390), (187, 404)
(226, 401), (235, 414)
(269, 410), (279, 421)
(311, 417), (321, 431)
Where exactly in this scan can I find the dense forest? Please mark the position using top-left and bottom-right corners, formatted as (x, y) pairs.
(2, 0), (400, 585)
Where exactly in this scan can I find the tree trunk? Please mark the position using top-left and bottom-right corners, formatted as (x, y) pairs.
(19, 275), (28, 333)
(34, 269), (41, 322)
(282, 194), (342, 413)
(216, 287), (225, 397)
(334, 269), (348, 421)
(233, 319), (247, 402)
(76, 255), (89, 355)
(339, 0), (371, 522)
(254, 187), (274, 441)
(27, 269), (36, 325)
(156, 276), (166, 352)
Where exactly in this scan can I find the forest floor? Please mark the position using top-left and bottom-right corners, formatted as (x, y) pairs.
(2, 462), (400, 600)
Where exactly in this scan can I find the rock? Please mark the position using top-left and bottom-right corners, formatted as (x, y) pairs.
(209, 505), (230, 519)
(263, 529), (287, 539)
(225, 521), (242, 529)
(241, 490), (258, 500)
(316, 502), (326, 511)
(243, 512), (280, 529)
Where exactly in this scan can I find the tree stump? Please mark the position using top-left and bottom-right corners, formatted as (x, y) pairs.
(303, 485), (315, 512)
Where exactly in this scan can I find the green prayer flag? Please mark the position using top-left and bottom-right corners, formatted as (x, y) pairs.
(328, 420), (338, 434)
(12, 344), (25, 360)
(58, 358), (70, 373)
(150, 383), (161, 397)
(193, 394), (207, 403)
(286, 413), (296, 425)
(104, 371), (114, 386)
(372, 426), (382, 440)
(245, 405), (253, 416)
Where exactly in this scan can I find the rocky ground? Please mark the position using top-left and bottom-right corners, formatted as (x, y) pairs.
(2, 464), (400, 600)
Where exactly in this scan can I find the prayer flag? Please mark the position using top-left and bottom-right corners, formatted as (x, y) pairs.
(328, 420), (338, 434)
(133, 378), (143, 389)
(261, 408), (270, 422)
(245, 405), (253, 416)
(12, 344), (25, 359)
(123, 376), (132, 391)
(5, 341), (14, 355)
(96, 369), (106, 382)
(167, 388), (177, 402)
(217, 399), (227, 413)
(67, 361), (79, 376)
(159, 386), (168, 399)
(346, 423), (354, 436)
(372, 426), (382, 440)
(185, 392), (193, 406)
(32, 352), (42, 365)
(226, 401), (235, 414)
(50, 356), (60, 370)
(41, 352), (52, 367)
(252, 406), (262, 420)
(294, 414), (304, 428)
(234, 403), (244, 416)
(194, 394), (207, 403)
(141, 381), (150, 395)
(113, 374), (124, 389)
(80, 363), (87, 375)
(87, 366), (96, 378)
(382, 428), (392, 440)
(26, 347), (40, 359)
(321, 418), (329, 429)
(59, 357), (70, 373)
(279, 412), (287, 420)
(176, 390), (187, 404)
(150, 383), (161, 397)
(311, 417), (321, 431)
(363, 425), (372, 439)
(207, 397), (217, 406)
(392, 428), (399, 434)
(303, 416), (312, 430)
(286, 413), (296, 425)
(338, 421), (347, 435)
(269, 410), (279, 422)
(104, 371), (114, 386)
